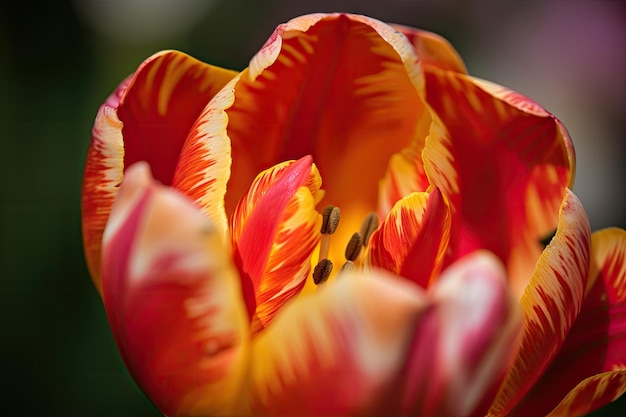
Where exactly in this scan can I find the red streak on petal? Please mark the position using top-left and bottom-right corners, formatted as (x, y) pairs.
(400, 188), (448, 287)
(234, 156), (313, 294)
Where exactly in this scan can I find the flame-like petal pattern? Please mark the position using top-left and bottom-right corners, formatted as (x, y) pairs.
(201, 13), (432, 252)
(231, 156), (323, 330)
(82, 50), (237, 291)
(368, 188), (451, 288)
(423, 68), (575, 295)
(489, 190), (591, 416)
(545, 371), (626, 417)
(505, 228), (626, 416)
(81, 11), (626, 417)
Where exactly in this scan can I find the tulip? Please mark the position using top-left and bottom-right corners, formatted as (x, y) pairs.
(82, 12), (626, 417)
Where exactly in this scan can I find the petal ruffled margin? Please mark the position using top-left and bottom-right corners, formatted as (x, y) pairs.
(101, 163), (249, 417)
(488, 190), (591, 416)
(230, 156), (323, 331)
(82, 50), (237, 291)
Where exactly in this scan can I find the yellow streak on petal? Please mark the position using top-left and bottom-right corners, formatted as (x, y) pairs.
(588, 228), (626, 299)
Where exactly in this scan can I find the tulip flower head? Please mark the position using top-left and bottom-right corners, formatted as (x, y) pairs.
(82, 13), (626, 417)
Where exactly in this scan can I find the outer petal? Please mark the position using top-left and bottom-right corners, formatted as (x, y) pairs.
(207, 13), (432, 254)
(101, 163), (249, 417)
(546, 371), (626, 417)
(506, 228), (626, 416)
(249, 269), (429, 417)
(231, 156), (323, 330)
(423, 68), (575, 295)
(399, 251), (522, 417)
(391, 24), (467, 73)
(82, 50), (237, 291)
(368, 188), (451, 288)
(488, 190), (591, 416)
(249, 252), (521, 417)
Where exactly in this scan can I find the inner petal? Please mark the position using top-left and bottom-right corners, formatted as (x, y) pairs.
(224, 15), (426, 249)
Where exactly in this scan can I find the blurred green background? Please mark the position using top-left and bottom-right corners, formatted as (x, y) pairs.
(1, 0), (624, 415)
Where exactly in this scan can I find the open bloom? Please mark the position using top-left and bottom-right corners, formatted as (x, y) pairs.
(82, 13), (626, 417)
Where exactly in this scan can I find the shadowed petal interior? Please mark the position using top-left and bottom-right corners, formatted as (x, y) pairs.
(218, 13), (429, 252)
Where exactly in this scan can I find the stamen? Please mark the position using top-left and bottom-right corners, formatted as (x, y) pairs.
(344, 232), (363, 262)
(313, 259), (333, 285)
(339, 260), (355, 274)
(359, 212), (379, 247)
(321, 205), (341, 234)
(319, 205), (341, 261)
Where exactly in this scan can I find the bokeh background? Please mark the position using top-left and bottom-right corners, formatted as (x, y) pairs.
(1, 0), (624, 415)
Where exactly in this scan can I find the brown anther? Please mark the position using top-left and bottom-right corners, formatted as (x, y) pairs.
(344, 232), (363, 261)
(340, 261), (355, 274)
(313, 259), (333, 285)
(359, 212), (379, 246)
(320, 205), (341, 234)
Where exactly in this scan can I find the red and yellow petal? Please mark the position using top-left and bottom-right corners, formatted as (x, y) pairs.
(423, 68), (575, 294)
(546, 371), (626, 417)
(82, 50), (237, 291)
(173, 75), (241, 239)
(488, 190), (591, 416)
(504, 228), (626, 416)
(101, 163), (249, 417)
(399, 251), (522, 417)
(391, 24), (467, 73)
(82, 94), (125, 291)
(367, 188), (451, 288)
(231, 156), (323, 331)
(249, 269), (428, 417)
(206, 13), (430, 251)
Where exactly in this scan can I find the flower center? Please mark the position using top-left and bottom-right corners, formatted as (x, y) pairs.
(313, 206), (379, 285)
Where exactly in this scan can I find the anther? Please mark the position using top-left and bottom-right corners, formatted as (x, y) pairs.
(344, 232), (363, 261)
(319, 205), (341, 261)
(321, 205), (341, 235)
(340, 260), (355, 274)
(359, 212), (379, 246)
(313, 259), (333, 285)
